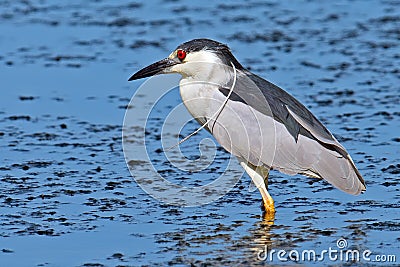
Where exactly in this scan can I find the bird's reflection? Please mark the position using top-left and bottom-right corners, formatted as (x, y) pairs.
(246, 213), (275, 259)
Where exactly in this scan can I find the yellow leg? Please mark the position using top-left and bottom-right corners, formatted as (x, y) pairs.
(258, 169), (275, 219)
(239, 161), (275, 221)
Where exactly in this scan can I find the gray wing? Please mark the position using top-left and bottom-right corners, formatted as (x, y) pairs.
(218, 70), (366, 195)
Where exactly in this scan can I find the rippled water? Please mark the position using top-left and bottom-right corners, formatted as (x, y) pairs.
(1, 0), (399, 266)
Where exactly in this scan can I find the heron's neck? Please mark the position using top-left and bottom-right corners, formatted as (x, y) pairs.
(179, 75), (224, 120)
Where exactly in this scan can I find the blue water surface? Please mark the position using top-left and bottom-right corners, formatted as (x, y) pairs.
(0, 0), (399, 266)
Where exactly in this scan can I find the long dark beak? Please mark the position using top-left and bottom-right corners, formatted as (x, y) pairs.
(128, 58), (177, 81)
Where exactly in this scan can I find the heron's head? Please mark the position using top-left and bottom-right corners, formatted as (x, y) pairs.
(128, 38), (243, 81)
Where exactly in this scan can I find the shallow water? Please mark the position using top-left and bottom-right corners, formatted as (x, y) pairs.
(1, 0), (399, 266)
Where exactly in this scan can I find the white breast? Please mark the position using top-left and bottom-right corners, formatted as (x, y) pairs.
(179, 77), (222, 121)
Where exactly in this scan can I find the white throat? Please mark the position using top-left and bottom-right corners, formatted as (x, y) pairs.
(175, 51), (235, 123)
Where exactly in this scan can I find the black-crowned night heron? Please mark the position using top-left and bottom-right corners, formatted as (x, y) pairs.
(128, 38), (366, 217)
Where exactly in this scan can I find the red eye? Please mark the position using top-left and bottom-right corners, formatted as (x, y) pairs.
(177, 49), (186, 61)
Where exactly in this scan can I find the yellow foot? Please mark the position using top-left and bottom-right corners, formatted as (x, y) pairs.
(260, 198), (275, 223)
